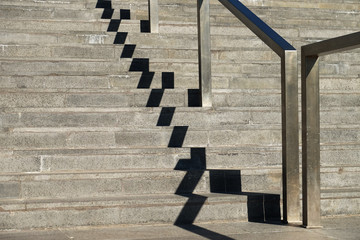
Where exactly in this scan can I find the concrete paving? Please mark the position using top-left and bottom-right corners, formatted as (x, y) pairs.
(1, 216), (359, 240)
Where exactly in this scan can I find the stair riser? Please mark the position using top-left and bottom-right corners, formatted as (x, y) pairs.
(0, 201), (249, 230)
(0, 45), (281, 63)
(0, 129), (282, 150)
(1, 173), (359, 202)
(1, 60), (358, 78)
(1, 110), (281, 128)
(1, 2), (359, 25)
(0, 74), (200, 90)
(0, 170), (283, 199)
(0, 7), (103, 20)
(0, 20), (139, 33)
(2, 91), (360, 108)
(2, 148), (360, 173)
(1, 197), (359, 230)
(2, 75), (360, 91)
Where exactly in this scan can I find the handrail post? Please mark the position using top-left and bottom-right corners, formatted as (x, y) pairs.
(301, 53), (321, 228)
(282, 50), (300, 223)
(148, 0), (159, 33)
(301, 32), (360, 228)
(197, 0), (212, 107)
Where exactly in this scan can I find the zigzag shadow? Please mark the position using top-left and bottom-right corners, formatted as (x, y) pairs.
(96, 1), (243, 238)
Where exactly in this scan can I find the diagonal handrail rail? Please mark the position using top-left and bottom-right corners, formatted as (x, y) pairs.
(218, 0), (295, 57)
(301, 31), (360, 228)
(198, 0), (300, 223)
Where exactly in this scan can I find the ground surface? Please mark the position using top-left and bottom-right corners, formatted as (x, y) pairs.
(1, 216), (360, 240)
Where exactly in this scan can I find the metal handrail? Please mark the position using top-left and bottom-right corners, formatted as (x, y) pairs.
(219, 0), (295, 57)
(148, 0), (300, 223)
(301, 31), (360, 228)
(199, 0), (300, 223)
(148, 0), (159, 33)
(220, 0), (299, 223)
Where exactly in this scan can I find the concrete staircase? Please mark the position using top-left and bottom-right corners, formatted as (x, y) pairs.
(0, 0), (359, 230)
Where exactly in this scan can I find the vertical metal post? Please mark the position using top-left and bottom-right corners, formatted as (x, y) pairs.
(281, 50), (300, 223)
(197, 0), (212, 107)
(148, 0), (159, 33)
(301, 53), (321, 228)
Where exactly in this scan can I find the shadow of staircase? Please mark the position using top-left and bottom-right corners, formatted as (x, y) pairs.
(97, 1), (282, 238)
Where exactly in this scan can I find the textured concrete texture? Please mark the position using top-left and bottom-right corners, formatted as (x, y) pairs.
(1, 0), (360, 230)
(0, 216), (359, 240)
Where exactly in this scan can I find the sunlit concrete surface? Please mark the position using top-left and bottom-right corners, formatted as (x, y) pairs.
(1, 216), (359, 240)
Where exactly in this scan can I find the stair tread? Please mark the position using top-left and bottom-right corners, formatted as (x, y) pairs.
(0, 192), (251, 205)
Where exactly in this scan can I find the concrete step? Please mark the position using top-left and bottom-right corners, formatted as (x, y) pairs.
(1, 58), (359, 83)
(0, 107), (281, 128)
(0, 19), (139, 33)
(0, 168), (283, 199)
(3, 145), (360, 174)
(0, 193), (252, 230)
(158, 9), (359, 31)
(2, 28), (358, 61)
(3, 107), (360, 130)
(2, 89), (360, 108)
(0, 171), (358, 229)
(2, 124), (360, 150)
(0, 89), (275, 108)
(1, 147), (283, 173)
(0, 5), (103, 20)
(2, 140), (360, 169)
(0, 44), (281, 63)
(320, 188), (360, 216)
(0, 127), (283, 150)
(0, 165), (352, 193)
(0, 73), (200, 90)
(0, 0), (89, 9)
(0, 30), (274, 52)
(1, 73), (359, 92)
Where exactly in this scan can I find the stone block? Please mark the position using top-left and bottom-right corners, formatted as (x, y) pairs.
(40, 153), (184, 172)
(223, 92), (281, 108)
(66, 132), (116, 148)
(0, 93), (65, 108)
(209, 129), (281, 147)
(20, 112), (120, 128)
(0, 132), (67, 149)
(21, 178), (123, 199)
(0, 112), (20, 129)
(53, 46), (116, 59)
(66, 93), (133, 107)
(1, 60), (129, 75)
(115, 131), (169, 148)
(0, 182), (21, 198)
(321, 94), (360, 107)
(0, 32), (58, 45)
(0, 45), (52, 58)
(321, 129), (360, 144)
(321, 150), (360, 167)
(0, 156), (40, 173)
(321, 168), (360, 189)
(206, 149), (282, 169)
(0, 207), (121, 230)
(0, 75), (110, 89)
